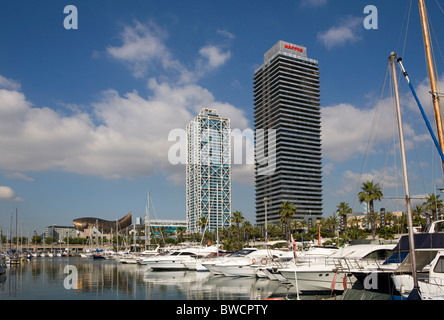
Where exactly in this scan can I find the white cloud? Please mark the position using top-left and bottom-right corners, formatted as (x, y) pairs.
(321, 73), (441, 165)
(198, 45), (231, 70)
(0, 75), (21, 91)
(323, 163), (335, 176)
(107, 20), (192, 82)
(0, 21), (249, 186)
(0, 77), (251, 184)
(317, 16), (363, 49)
(4, 172), (34, 181)
(321, 103), (387, 162)
(107, 20), (231, 83)
(217, 29), (235, 40)
(0, 186), (23, 201)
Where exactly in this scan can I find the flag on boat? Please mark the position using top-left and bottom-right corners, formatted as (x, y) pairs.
(342, 275), (348, 289)
(330, 273), (337, 291)
(291, 234), (297, 252)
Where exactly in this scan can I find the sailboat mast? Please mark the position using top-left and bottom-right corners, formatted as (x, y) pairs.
(16, 208), (18, 255)
(418, 0), (444, 169)
(389, 52), (420, 293)
(147, 191), (151, 247)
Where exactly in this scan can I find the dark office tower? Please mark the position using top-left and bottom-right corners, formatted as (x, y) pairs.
(254, 40), (322, 226)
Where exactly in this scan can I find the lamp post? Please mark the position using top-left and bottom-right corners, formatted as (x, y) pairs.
(264, 197), (268, 243)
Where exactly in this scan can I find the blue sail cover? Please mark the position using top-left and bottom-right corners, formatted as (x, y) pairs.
(383, 233), (444, 264)
(393, 233), (444, 251)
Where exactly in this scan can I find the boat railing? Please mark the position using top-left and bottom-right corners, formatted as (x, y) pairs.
(331, 257), (384, 272)
(296, 256), (334, 267)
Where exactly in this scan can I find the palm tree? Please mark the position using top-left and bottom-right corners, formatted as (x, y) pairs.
(279, 201), (297, 241)
(198, 216), (208, 242)
(346, 225), (367, 240)
(175, 226), (186, 243)
(231, 211), (244, 250)
(384, 211), (395, 227)
(378, 226), (395, 240)
(358, 180), (383, 239)
(349, 216), (361, 229)
(336, 202), (352, 232)
(412, 204), (424, 227)
(424, 193), (444, 221)
(241, 221), (253, 246)
(324, 215), (339, 237)
(222, 237), (235, 252)
(158, 227), (168, 246)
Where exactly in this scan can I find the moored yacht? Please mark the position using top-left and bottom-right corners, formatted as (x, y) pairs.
(279, 243), (396, 294)
(144, 246), (218, 271)
(351, 231), (444, 297)
(201, 248), (258, 275)
(215, 248), (294, 277)
(391, 250), (444, 299)
(0, 255), (7, 274)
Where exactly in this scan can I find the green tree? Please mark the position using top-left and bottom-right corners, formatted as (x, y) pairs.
(175, 226), (186, 243)
(424, 193), (444, 221)
(279, 201), (297, 242)
(231, 211), (245, 250)
(384, 211), (396, 227)
(45, 237), (57, 245)
(378, 226), (395, 240)
(349, 216), (361, 229)
(324, 215), (339, 238)
(198, 216), (208, 236)
(393, 213), (408, 234)
(358, 180), (383, 239)
(336, 202), (352, 232)
(222, 237), (235, 252)
(241, 221), (253, 246)
(412, 204), (425, 228)
(345, 226), (368, 240)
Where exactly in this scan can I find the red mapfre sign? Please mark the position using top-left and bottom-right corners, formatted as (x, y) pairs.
(284, 44), (303, 53)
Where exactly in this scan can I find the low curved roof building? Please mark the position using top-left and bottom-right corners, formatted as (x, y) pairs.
(73, 212), (132, 234)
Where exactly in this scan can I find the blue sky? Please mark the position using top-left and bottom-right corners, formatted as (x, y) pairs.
(1, 0), (444, 235)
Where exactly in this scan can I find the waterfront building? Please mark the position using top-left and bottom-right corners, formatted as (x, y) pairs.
(44, 225), (77, 242)
(147, 219), (187, 235)
(186, 108), (231, 233)
(254, 41), (323, 225)
(73, 212), (132, 234)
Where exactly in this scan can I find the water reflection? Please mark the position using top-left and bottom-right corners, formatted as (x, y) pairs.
(0, 257), (293, 300)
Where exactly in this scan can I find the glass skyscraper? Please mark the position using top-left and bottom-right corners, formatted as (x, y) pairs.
(254, 40), (323, 225)
(186, 108), (231, 233)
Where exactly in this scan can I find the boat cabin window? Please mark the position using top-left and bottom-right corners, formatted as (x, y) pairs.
(433, 221), (444, 233)
(362, 249), (392, 260)
(232, 249), (256, 257)
(179, 252), (197, 256)
(383, 251), (409, 265)
(433, 256), (444, 274)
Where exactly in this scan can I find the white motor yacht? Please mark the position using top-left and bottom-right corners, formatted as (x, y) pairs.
(279, 243), (396, 293)
(391, 250), (444, 299)
(135, 246), (161, 265)
(0, 255), (7, 275)
(215, 249), (293, 277)
(144, 247), (218, 271)
(201, 248), (258, 275)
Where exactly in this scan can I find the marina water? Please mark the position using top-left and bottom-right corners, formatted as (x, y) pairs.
(0, 257), (327, 300)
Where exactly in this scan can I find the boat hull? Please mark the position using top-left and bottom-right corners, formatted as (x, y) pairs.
(391, 274), (444, 298)
(216, 264), (256, 277)
(279, 268), (355, 293)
